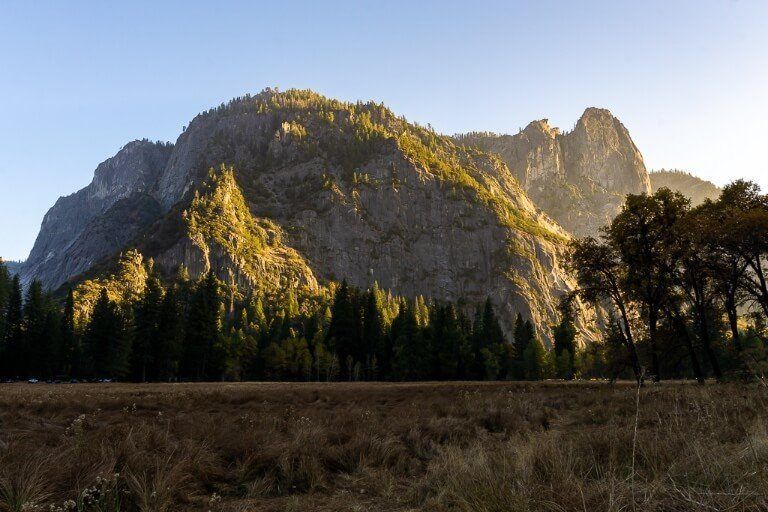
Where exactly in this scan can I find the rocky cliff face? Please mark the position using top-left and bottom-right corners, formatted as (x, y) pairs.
(456, 108), (651, 236)
(3, 260), (22, 276)
(650, 169), (721, 205)
(146, 166), (319, 296)
(22, 90), (596, 343)
(21, 140), (173, 289)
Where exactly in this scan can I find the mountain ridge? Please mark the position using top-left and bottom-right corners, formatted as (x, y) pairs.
(21, 91), (723, 344)
(19, 89), (590, 343)
(455, 107), (651, 237)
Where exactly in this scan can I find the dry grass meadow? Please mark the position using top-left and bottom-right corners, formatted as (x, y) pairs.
(0, 380), (766, 511)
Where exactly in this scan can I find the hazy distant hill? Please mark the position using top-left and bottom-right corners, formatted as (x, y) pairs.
(650, 169), (721, 205)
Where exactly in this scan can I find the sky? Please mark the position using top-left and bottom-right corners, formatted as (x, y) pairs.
(0, 0), (767, 261)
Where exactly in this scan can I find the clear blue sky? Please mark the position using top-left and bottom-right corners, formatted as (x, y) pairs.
(1, 0), (766, 261)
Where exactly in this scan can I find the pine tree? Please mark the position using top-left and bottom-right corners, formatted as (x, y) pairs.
(84, 288), (130, 379)
(469, 305), (485, 379)
(481, 298), (505, 346)
(432, 304), (466, 379)
(362, 287), (385, 380)
(0, 259), (10, 345)
(556, 349), (573, 380)
(523, 336), (546, 380)
(153, 285), (183, 381)
(131, 275), (164, 382)
(524, 321), (536, 352)
(4, 275), (23, 377)
(414, 295), (429, 328)
(510, 314), (529, 380)
(60, 288), (78, 377)
(428, 304), (446, 378)
(250, 297), (267, 330)
(543, 347), (557, 380)
(327, 280), (357, 380)
(351, 289), (365, 367)
(220, 328), (244, 381)
(24, 280), (53, 378)
(285, 289), (300, 319)
(182, 272), (221, 381)
(262, 340), (287, 380)
(513, 314), (527, 356)
(391, 299), (429, 380)
(552, 295), (577, 379)
(480, 298), (505, 379)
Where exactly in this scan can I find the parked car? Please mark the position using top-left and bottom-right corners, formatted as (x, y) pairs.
(27, 378), (39, 384)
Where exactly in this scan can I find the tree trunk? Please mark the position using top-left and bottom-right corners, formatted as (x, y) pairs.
(725, 293), (742, 353)
(749, 256), (768, 318)
(697, 306), (723, 381)
(648, 308), (661, 382)
(670, 308), (705, 384)
(617, 305), (643, 386)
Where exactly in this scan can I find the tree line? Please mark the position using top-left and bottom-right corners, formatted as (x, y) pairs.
(569, 180), (768, 384)
(0, 262), (573, 382)
(5, 181), (765, 384)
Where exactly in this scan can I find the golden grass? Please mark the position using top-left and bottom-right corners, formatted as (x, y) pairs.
(0, 381), (765, 511)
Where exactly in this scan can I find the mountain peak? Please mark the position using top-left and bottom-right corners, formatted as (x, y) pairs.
(20, 139), (173, 289)
(454, 106), (650, 236)
(572, 107), (625, 135)
(523, 119), (560, 138)
(579, 106), (615, 119)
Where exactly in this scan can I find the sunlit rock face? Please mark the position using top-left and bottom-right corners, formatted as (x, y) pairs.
(457, 107), (651, 237)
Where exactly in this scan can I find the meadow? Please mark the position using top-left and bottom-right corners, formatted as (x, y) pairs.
(0, 380), (766, 511)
